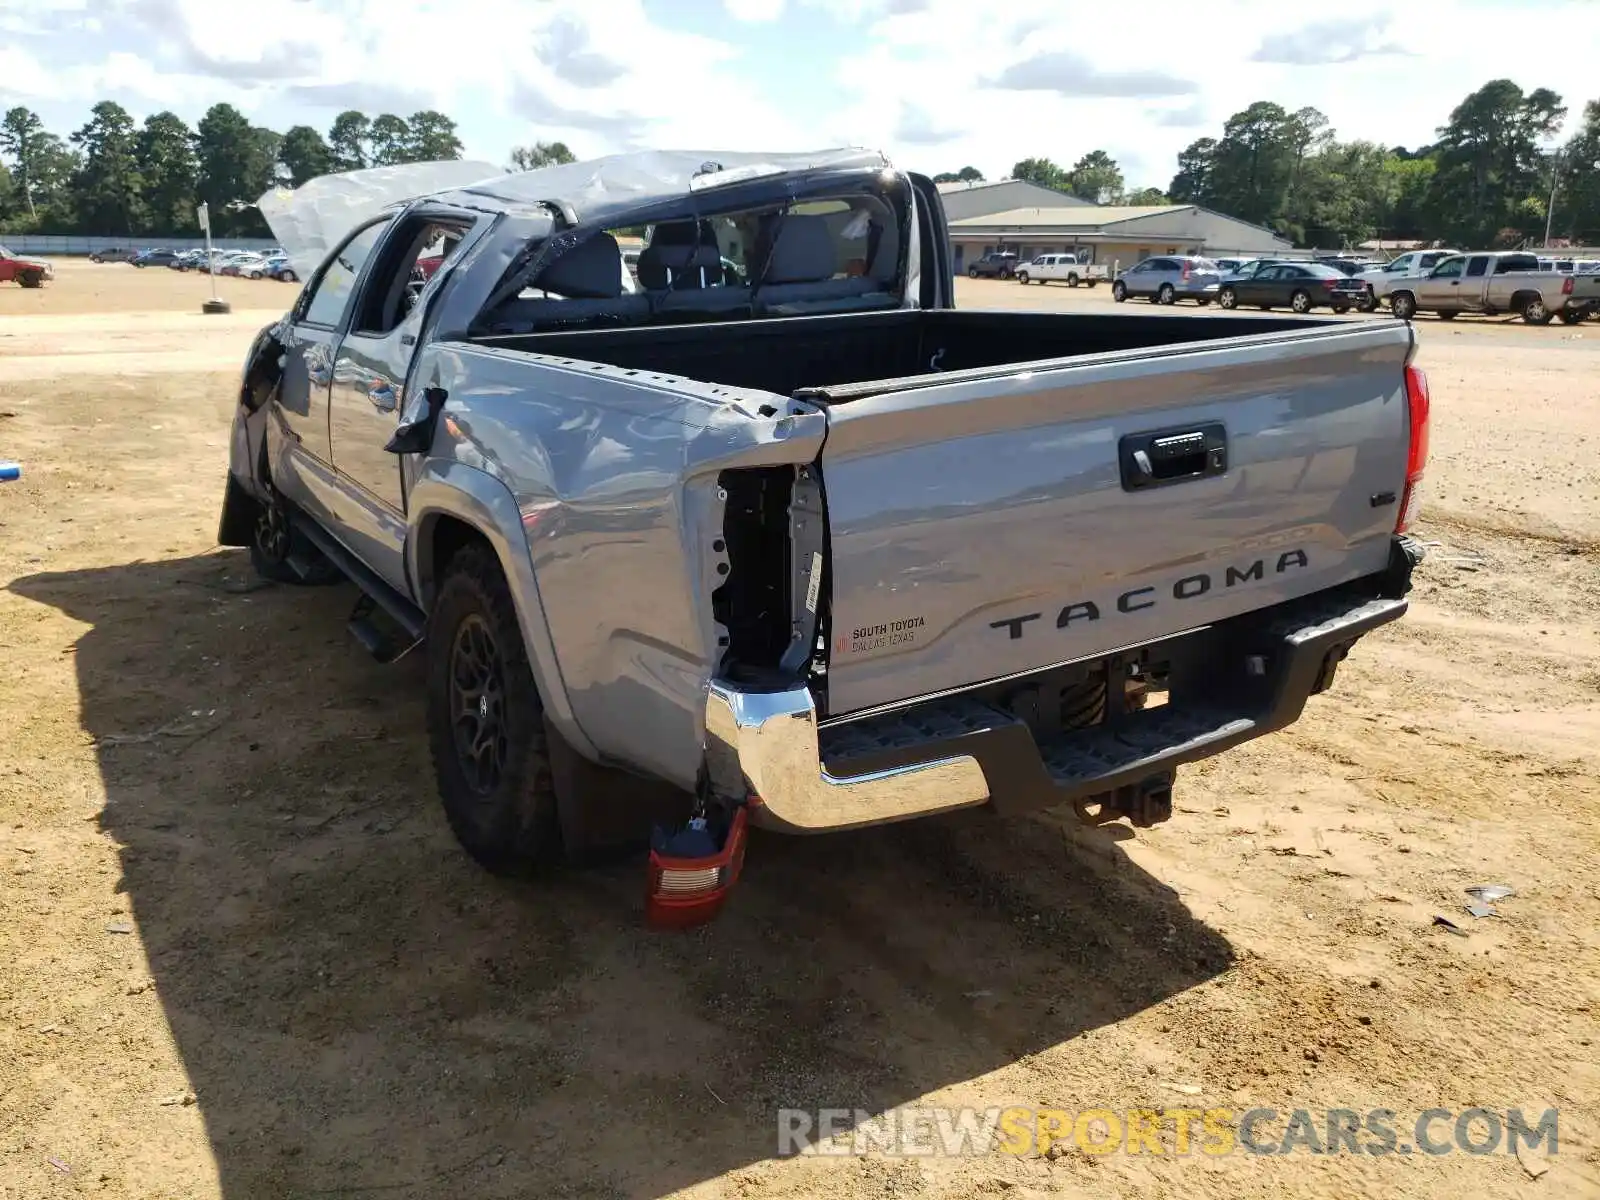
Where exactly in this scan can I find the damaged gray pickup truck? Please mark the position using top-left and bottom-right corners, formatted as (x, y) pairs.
(219, 149), (1430, 925)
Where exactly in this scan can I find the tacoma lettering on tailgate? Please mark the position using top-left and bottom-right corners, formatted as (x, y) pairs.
(989, 550), (1310, 641)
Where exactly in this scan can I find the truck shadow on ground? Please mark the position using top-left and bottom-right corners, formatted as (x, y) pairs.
(15, 551), (1234, 1200)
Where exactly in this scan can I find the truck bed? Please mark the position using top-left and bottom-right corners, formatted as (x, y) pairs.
(474, 308), (1336, 400)
(475, 307), (1416, 718)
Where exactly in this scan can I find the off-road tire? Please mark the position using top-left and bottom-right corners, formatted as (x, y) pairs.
(247, 490), (342, 585)
(426, 542), (560, 875)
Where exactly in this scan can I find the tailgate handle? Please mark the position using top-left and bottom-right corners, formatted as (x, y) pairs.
(1120, 423), (1227, 491)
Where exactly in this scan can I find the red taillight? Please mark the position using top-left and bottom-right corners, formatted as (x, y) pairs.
(1181, 263), (1190, 280)
(645, 806), (749, 930)
(1323, 278), (1338, 289)
(1397, 364), (1430, 533)
(1562, 276), (1574, 294)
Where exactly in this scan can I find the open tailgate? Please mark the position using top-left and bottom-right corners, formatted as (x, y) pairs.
(815, 321), (1416, 716)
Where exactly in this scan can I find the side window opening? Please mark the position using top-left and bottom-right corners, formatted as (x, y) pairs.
(302, 219), (392, 328)
(351, 217), (473, 337)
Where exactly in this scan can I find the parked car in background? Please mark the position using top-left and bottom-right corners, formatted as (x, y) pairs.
(1211, 257), (1250, 275)
(1015, 251), (1106, 287)
(1218, 261), (1367, 313)
(171, 250), (207, 271)
(261, 254), (299, 282)
(89, 247), (137, 264)
(967, 251), (1018, 278)
(226, 252), (271, 278)
(1222, 258), (1280, 280)
(1111, 255), (1222, 305)
(1, 244), (54, 287)
(132, 248), (182, 267)
(1387, 251), (1600, 324)
(1356, 249), (1460, 311)
(1319, 257), (1386, 277)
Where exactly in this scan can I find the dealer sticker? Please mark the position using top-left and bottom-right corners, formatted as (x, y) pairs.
(834, 614), (927, 656)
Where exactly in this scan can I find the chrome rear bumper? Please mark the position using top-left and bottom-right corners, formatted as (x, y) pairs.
(703, 683), (990, 833)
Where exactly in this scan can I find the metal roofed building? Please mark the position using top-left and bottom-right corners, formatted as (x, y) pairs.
(934, 178), (1094, 221)
(946, 203), (1294, 275)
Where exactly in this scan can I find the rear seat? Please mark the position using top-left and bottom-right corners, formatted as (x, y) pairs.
(487, 232), (649, 330)
(752, 214), (883, 312)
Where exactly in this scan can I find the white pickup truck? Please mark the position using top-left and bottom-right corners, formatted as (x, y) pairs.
(1015, 251), (1107, 288)
(1356, 249), (1461, 312)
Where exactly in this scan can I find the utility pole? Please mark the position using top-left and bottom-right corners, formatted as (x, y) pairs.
(1543, 149), (1561, 249)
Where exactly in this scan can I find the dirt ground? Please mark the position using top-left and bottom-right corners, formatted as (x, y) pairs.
(2, 260), (1598, 1200)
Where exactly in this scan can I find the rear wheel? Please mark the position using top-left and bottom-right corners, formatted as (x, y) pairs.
(1157, 283), (1176, 305)
(1218, 287), (1238, 309)
(1332, 304), (1351, 315)
(1086, 278), (1099, 288)
(248, 489), (342, 585)
(1435, 310), (1458, 321)
(1521, 296), (1552, 326)
(1560, 309), (1589, 325)
(1290, 289), (1312, 314)
(426, 542), (561, 875)
(1390, 291), (1417, 320)
(1112, 280), (1127, 303)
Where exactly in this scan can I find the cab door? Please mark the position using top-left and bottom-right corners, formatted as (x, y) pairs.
(1417, 255), (1465, 307)
(326, 209), (476, 593)
(1460, 255), (1492, 309)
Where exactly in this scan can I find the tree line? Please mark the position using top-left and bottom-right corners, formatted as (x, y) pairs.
(0, 101), (580, 239)
(933, 80), (1600, 249)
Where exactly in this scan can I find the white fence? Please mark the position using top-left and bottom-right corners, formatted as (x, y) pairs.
(3, 234), (279, 256)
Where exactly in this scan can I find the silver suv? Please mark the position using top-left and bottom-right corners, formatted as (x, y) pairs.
(1112, 255), (1222, 305)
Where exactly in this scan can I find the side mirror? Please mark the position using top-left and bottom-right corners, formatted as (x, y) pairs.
(385, 386), (448, 455)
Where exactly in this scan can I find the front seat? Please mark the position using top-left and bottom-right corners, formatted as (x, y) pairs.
(636, 221), (722, 290)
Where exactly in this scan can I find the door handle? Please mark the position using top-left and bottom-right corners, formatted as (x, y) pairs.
(1120, 423), (1227, 491)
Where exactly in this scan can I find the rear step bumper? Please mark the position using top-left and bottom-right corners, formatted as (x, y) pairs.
(705, 583), (1410, 834)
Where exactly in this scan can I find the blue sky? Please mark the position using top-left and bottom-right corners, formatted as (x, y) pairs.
(2, 0), (1598, 192)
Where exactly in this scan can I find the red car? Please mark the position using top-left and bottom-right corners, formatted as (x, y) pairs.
(0, 244), (53, 288)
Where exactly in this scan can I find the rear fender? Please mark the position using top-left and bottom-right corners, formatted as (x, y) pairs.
(406, 459), (597, 762)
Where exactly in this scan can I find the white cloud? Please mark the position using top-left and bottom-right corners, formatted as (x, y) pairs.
(3, 0), (1598, 193)
(724, 0), (786, 19)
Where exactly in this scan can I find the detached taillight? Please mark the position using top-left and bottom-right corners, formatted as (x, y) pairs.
(645, 806), (749, 929)
(1397, 364), (1430, 533)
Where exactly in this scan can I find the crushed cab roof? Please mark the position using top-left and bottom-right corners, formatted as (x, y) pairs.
(258, 148), (891, 279)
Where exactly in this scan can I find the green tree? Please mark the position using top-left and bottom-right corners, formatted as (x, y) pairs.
(1555, 99), (1600, 242)
(1067, 150), (1123, 203)
(70, 101), (143, 235)
(195, 103), (275, 235)
(328, 110), (371, 171)
(1123, 186), (1169, 205)
(0, 107), (48, 219)
(135, 111), (198, 235)
(369, 114), (411, 165)
(1009, 156), (1069, 191)
(1423, 79), (1566, 245)
(509, 140), (576, 170)
(1167, 138), (1216, 204)
(931, 165), (985, 183)
(278, 124), (333, 186)
(405, 110), (463, 161)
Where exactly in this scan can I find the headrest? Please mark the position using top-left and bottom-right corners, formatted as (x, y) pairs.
(535, 232), (622, 299)
(637, 238), (721, 290)
(761, 215), (836, 285)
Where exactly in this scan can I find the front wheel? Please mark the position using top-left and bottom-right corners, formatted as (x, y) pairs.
(1522, 297), (1552, 326)
(1218, 287), (1238, 309)
(280, 268), (298, 283)
(426, 543), (561, 875)
(1157, 283), (1176, 305)
(967, 267), (979, 278)
(1015, 272), (1029, 285)
(1112, 281), (1127, 303)
(19, 270), (44, 288)
(1290, 289), (1312, 314)
(1390, 292), (1417, 320)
